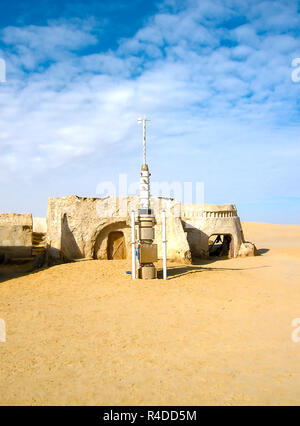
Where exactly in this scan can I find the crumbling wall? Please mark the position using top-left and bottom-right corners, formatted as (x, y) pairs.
(152, 198), (191, 263)
(46, 195), (255, 263)
(93, 222), (130, 259)
(47, 196), (138, 260)
(47, 195), (191, 263)
(33, 217), (47, 233)
(0, 213), (32, 227)
(181, 204), (251, 258)
(0, 213), (33, 259)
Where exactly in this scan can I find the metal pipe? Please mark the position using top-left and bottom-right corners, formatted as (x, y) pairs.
(138, 117), (150, 166)
(143, 119), (146, 165)
(137, 222), (140, 270)
(131, 210), (136, 280)
(162, 210), (167, 280)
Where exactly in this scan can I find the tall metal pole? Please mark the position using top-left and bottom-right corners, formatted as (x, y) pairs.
(136, 224), (140, 270)
(162, 210), (167, 280)
(138, 117), (150, 166)
(138, 117), (151, 212)
(143, 119), (146, 165)
(136, 117), (157, 280)
(131, 210), (136, 280)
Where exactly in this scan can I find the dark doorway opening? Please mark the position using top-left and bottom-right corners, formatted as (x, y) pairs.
(107, 231), (126, 260)
(209, 234), (233, 258)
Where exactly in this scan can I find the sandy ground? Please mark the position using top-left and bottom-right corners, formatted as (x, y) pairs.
(0, 222), (300, 406)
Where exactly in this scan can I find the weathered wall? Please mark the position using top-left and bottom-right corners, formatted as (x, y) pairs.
(33, 217), (47, 233)
(181, 204), (245, 258)
(0, 213), (33, 258)
(46, 196), (254, 262)
(0, 199), (254, 263)
(47, 195), (191, 262)
(152, 198), (191, 262)
(47, 196), (141, 260)
(0, 213), (32, 227)
(94, 222), (130, 259)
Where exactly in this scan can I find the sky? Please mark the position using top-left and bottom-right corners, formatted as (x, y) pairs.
(0, 0), (299, 223)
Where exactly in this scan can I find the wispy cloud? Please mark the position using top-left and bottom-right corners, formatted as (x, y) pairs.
(0, 0), (299, 222)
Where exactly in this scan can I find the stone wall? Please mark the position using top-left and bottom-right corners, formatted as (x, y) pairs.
(0, 213), (33, 259)
(0, 213), (32, 227)
(33, 217), (47, 233)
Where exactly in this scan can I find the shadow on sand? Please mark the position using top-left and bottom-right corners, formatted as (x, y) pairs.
(0, 247), (271, 283)
(157, 256), (270, 279)
(257, 248), (270, 255)
(0, 261), (51, 284)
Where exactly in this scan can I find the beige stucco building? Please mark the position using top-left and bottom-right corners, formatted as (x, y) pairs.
(0, 195), (256, 263)
(46, 195), (256, 264)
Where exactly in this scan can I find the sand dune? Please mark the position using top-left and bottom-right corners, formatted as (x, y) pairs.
(0, 222), (300, 405)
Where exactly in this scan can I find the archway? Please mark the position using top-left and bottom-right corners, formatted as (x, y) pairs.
(107, 231), (126, 260)
(93, 222), (129, 260)
(208, 234), (233, 258)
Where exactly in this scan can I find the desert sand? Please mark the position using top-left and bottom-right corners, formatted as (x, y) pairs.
(0, 222), (300, 406)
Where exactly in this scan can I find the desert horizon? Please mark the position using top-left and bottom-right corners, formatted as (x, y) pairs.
(1, 221), (300, 405)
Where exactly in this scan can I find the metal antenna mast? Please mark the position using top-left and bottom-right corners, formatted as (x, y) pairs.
(138, 117), (150, 165)
(131, 117), (167, 280)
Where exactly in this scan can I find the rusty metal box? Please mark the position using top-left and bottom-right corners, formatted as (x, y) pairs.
(139, 244), (158, 263)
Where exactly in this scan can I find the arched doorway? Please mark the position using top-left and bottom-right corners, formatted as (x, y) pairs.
(93, 222), (129, 260)
(208, 234), (233, 258)
(107, 231), (126, 260)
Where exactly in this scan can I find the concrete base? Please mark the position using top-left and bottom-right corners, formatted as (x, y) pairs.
(139, 264), (156, 279)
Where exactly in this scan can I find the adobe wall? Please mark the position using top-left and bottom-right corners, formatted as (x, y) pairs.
(0, 213), (32, 227)
(47, 195), (191, 263)
(0, 213), (33, 258)
(33, 217), (47, 233)
(46, 196), (254, 262)
(181, 204), (245, 257)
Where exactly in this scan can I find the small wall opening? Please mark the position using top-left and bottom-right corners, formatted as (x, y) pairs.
(208, 234), (233, 258)
(107, 231), (126, 260)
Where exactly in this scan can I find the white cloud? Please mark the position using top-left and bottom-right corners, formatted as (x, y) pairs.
(0, 0), (299, 221)
(2, 19), (98, 52)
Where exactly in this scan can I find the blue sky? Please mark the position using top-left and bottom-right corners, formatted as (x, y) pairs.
(0, 0), (299, 223)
